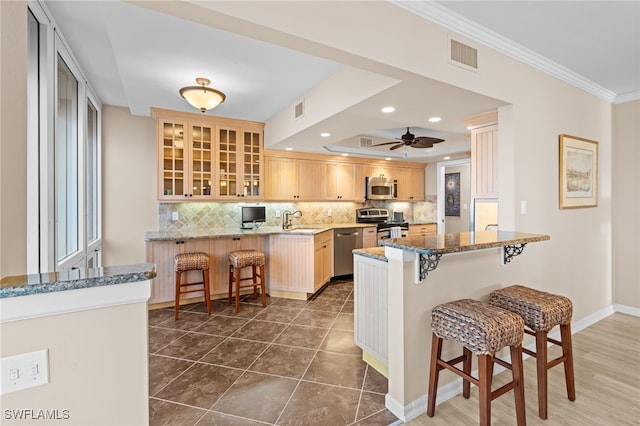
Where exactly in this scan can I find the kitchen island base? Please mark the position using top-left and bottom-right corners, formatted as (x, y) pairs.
(354, 231), (550, 422)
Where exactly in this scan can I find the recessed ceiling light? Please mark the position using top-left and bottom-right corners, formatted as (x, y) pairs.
(466, 126), (474, 130)
(285, 147), (293, 151)
(341, 153), (349, 156)
(428, 117), (442, 123)
(320, 132), (331, 138)
(385, 157), (392, 161)
(443, 156), (451, 160)
(381, 106), (395, 113)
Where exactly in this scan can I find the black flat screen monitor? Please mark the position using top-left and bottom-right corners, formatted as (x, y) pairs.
(241, 206), (266, 228)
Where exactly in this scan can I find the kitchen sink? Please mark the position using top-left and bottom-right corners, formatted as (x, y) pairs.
(286, 227), (324, 233)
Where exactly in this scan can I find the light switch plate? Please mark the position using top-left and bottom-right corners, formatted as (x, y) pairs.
(171, 211), (179, 221)
(1, 349), (49, 395)
(520, 200), (527, 215)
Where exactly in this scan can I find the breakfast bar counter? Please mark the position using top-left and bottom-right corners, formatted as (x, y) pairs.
(353, 230), (550, 422)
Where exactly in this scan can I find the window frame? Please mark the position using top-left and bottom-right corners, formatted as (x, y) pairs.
(27, 1), (102, 272)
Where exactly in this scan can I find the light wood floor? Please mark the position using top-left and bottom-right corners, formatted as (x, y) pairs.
(406, 312), (640, 425)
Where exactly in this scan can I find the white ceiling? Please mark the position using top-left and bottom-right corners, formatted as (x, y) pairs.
(44, 1), (639, 163)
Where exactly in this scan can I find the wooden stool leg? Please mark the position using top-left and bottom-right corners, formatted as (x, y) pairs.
(427, 333), (442, 417)
(511, 344), (527, 426)
(203, 269), (212, 315)
(174, 271), (182, 320)
(235, 266), (241, 313)
(252, 265), (258, 298)
(561, 323), (576, 401)
(536, 330), (549, 419)
(478, 354), (494, 426)
(259, 264), (267, 307)
(228, 265), (234, 304)
(463, 347), (472, 398)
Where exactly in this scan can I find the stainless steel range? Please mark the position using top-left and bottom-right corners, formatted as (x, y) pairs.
(356, 208), (409, 240)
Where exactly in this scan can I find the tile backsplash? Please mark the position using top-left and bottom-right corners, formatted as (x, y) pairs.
(158, 198), (437, 232)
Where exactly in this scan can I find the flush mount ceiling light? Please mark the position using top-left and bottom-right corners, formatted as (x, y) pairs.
(179, 78), (226, 113)
(381, 106), (395, 113)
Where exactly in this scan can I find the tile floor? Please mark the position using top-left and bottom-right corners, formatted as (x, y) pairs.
(148, 279), (399, 425)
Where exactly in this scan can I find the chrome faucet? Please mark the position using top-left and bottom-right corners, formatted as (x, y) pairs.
(282, 210), (301, 230)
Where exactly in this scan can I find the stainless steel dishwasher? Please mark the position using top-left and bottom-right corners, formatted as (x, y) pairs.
(333, 228), (362, 277)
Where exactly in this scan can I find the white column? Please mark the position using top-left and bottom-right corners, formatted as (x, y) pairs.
(384, 246), (432, 422)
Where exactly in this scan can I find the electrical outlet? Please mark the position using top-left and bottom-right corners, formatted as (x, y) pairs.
(327, 209), (332, 217)
(521, 200), (527, 215)
(1, 349), (49, 395)
(171, 211), (179, 221)
(275, 210), (281, 218)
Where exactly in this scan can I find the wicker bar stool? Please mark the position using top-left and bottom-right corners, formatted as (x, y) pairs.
(427, 299), (526, 426)
(228, 249), (266, 313)
(489, 285), (575, 419)
(174, 252), (211, 320)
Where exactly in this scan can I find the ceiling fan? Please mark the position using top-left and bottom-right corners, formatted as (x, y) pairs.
(373, 127), (445, 150)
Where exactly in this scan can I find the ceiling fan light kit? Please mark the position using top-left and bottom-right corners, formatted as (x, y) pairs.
(179, 77), (226, 113)
(373, 127), (445, 150)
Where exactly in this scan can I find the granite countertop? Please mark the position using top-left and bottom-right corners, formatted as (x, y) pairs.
(145, 223), (377, 242)
(0, 263), (157, 299)
(379, 231), (550, 255)
(353, 246), (387, 262)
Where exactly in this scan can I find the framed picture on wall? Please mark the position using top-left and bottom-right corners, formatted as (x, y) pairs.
(445, 172), (461, 216)
(559, 134), (598, 209)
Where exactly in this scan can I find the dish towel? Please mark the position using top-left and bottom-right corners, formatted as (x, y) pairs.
(390, 226), (402, 238)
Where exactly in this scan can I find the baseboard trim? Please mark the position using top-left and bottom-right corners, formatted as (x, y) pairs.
(613, 304), (640, 317)
(385, 393), (427, 423)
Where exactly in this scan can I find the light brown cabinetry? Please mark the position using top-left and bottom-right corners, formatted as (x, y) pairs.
(408, 223), (437, 237)
(158, 118), (215, 200)
(324, 162), (356, 200)
(264, 157), (323, 200)
(153, 108), (264, 201)
(395, 167), (426, 201)
(313, 231), (333, 292)
(217, 126), (263, 199)
(361, 226), (378, 248)
(471, 124), (498, 199)
(268, 230), (333, 297)
(266, 152), (430, 202)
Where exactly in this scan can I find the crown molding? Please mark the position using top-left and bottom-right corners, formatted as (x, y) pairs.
(393, 0), (618, 104)
(614, 90), (640, 104)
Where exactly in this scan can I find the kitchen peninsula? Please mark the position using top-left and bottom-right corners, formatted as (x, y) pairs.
(145, 223), (378, 304)
(353, 230), (550, 422)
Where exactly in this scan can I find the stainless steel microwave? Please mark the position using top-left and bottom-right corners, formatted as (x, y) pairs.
(365, 176), (397, 200)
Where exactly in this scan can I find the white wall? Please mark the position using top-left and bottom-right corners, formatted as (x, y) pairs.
(612, 100), (640, 308)
(0, 301), (149, 425)
(0, 1), (28, 277)
(102, 106), (158, 266)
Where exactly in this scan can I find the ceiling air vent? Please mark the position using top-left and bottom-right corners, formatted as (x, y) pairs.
(294, 98), (304, 120)
(359, 137), (373, 148)
(449, 38), (478, 71)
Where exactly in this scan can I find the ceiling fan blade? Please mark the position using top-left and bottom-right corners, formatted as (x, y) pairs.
(373, 141), (402, 147)
(389, 143), (404, 151)
(414, 136), (445, 144)
(410, 141), (434, 148)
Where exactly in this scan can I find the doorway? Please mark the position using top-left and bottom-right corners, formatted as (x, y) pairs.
(436, 159), (471, 234)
